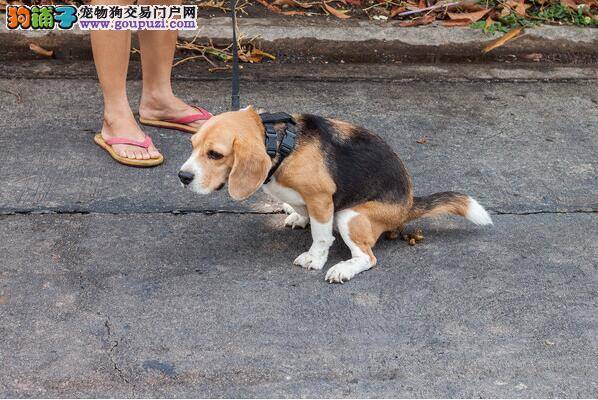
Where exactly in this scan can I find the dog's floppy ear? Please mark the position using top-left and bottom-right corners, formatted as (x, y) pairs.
(228, 135), (272, 200)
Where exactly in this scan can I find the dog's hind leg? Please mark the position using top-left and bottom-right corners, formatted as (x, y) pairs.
(325, 209), (380, 283)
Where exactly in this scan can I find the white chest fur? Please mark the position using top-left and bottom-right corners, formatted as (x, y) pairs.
(262, 178), (305, 206)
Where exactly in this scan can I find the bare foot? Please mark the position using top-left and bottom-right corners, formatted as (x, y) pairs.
(139, 93), (210, 131)
(101, 109), (161, 160)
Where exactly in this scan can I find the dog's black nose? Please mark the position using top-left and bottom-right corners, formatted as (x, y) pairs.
(178, 171), (194, 185)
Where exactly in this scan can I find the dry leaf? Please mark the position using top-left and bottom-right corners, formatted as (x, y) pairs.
(345, 0), (363, 5)
(484, 15), (494, 32)
(29, 43), (54, 57)
(561, 0), (587, 12)
(499, 5), (511, 16)
(418, 0), (426, 9)
(514, 0), (529, 15)
(416, 137), (428, 144)
(447, 8), (490, 21)
(239, 49), (276, 63)
(389, 5), (407, 17)
(460, 0), (487, 11)
(282, 9), (307, 14)
(443, 18), (472, 25)
(323, 2), (351, 18)
(482, 27), (523, 54)
(250, 48), (276, 60)
(273, 0), (313, 8)
(405, 3), (422, 11)
(398, 13), (436, 26)
(256, 0), (283, 13)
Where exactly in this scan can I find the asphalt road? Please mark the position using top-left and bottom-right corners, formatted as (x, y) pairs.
(0, 63), (597, 397)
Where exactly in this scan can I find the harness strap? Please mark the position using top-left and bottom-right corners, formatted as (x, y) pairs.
(260, 112), (297, 184)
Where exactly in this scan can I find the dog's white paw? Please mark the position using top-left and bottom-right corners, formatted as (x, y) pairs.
(285, 212), (309, 229)
(282, 203), (296, 215)
(325, 258), (371, 284)
(293, 251), (327, 270)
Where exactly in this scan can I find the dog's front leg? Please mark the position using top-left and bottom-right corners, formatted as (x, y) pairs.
(283, 203), (310, 229)
(293, 195), (334, 270)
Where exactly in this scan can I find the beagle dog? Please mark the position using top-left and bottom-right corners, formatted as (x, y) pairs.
(179, 106), (492, 283)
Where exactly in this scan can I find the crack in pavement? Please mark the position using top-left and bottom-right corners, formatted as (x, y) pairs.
(102, 316), (136, 397)
(0, 208), (596, 217)
(491, 209), (598, 216)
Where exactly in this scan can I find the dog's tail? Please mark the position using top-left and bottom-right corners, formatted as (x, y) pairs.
(408, 191), (493, 225)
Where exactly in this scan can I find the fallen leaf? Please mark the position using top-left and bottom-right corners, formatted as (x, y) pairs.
(345, 0), (362, 5)
(323, 2), (351, 18)
(256, 0), (283, 13)
(484, 15), (494, 32)
(482, 27), (523, 54)
(389, 5), (407, 17)
(499, 5), (511, 17)
(29, 43), (54, 57)
(273, 0), (314, 8)
(566, 0), (591, 14)
(447, 8), (490, 21)
(282, 9), (307, 14)
(250, 48), (276, 60)
(460, 0), (487, 11)
(443, 18), (472, 25)
(239, 48), (277, 63)
(398, 13), (436, 26)
(416, 137), (428, 144)
(418, 0), (426, 9)
(514, 0), (529, 16)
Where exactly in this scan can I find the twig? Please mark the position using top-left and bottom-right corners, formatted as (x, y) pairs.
(1, 89), (22, 103)
(397, 1), (461, 16)
(173, 55), (207, 67)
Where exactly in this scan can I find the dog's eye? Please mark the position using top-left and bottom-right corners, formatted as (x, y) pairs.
(207, 150), (224, 160)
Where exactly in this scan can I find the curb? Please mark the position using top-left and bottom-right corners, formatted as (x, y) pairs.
(1, 17), (597, 63)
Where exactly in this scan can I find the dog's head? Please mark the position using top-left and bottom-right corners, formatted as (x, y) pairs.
(178, 106), (272, 200)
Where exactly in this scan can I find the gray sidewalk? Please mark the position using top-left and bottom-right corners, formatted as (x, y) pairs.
(0, 63), (597, 397)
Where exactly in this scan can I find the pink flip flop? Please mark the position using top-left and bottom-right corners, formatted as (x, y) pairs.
(94, 133), (164, 167)
(139, 106), (213, 133)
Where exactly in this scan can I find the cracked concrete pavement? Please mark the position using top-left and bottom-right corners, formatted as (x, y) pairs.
(0, 62), (597, 397)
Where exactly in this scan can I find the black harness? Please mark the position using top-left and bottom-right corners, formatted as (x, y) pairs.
(260, 112), (297, 184)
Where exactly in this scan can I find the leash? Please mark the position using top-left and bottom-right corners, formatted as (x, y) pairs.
(230, 0), (240, 111)
(228, 5), (295, 181)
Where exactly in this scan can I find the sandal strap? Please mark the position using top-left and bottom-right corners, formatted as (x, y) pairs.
(167, 106), (212, 124)
(105, 135), (153, 149)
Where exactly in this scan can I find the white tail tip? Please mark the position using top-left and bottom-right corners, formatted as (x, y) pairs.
(466, 197), (493, 225)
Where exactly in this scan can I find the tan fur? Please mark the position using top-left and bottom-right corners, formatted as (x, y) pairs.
(347, 214), (377, 265)
(275, 138), (337, 223)
(345, 201), (414, 264)
(408, 196), (469, 221)
(190, 107), (272, 200)
(329, 118), (356, 139)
